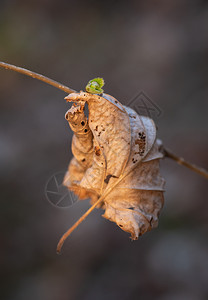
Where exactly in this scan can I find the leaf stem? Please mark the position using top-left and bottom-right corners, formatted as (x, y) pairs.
(0, 61), (76, 94)
(56, 197), (103, 254)
(163, 148), (208, 179)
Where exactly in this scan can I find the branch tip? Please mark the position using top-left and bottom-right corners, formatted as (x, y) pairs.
(163, 147), (208, 180)
(0, 61), (76, 94)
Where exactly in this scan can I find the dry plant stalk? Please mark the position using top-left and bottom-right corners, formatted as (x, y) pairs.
(0, 62), (208, 254)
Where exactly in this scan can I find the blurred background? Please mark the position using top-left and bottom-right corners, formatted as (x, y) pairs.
(0, 1), (208, 299)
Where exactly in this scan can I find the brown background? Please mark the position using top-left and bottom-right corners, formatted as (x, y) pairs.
(0, 1), (208, 299)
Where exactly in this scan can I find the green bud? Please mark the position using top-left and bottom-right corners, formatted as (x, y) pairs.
(86, 77), (104, 94)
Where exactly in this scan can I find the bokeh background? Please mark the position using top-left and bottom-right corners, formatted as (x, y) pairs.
(0, 1), (208, 299)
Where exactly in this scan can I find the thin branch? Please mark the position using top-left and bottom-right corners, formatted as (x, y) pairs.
(163, 148), (208, 179)
(0, 61), (76, 94)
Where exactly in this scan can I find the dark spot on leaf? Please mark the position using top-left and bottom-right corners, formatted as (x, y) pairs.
(128, 207), (135, 210)
(104, 174), (118, 184)
(135, 137), (146, 156)
(82, 158), (86, 162)
(94, 146), (101, 156)
(84, 129), (88, 133)
(132, 158), (138, 164)
(81, 121), (85, 126)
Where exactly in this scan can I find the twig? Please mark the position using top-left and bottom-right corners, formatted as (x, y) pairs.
(1, 61), (207, 249)
(163, 148), (208, 179)
(0, 61), (76, 94)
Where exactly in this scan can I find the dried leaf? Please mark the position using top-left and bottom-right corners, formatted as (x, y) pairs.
(64, 90), (165, 239)
(63, 104), (97, 201)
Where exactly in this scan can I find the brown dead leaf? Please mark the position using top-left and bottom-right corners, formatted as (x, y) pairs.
(64, 91), (165, 239)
